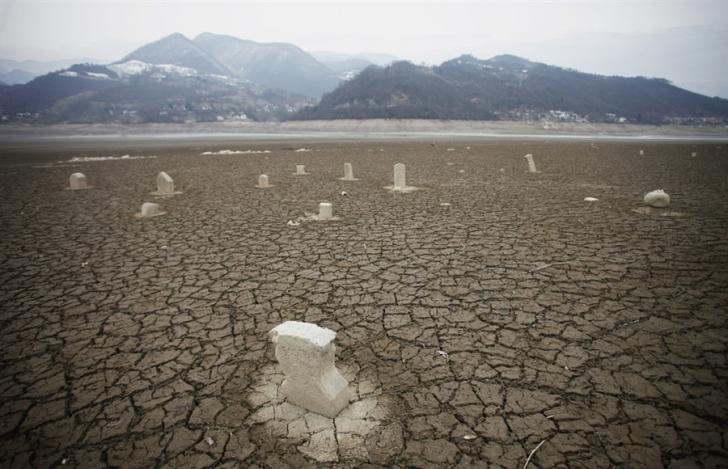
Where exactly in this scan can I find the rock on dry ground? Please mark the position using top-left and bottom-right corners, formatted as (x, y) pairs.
(0, 140), (727, 468)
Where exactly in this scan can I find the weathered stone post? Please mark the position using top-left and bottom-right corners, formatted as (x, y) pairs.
(393, 163), (406, 189)
(269, 321), (349, 418)
(152, 171), (181, 195)
(385, 163), (418, 192)
(295, 165), (308, 175)
(68, 172), (91, 190)
(524, 154), (538, 173)
(318, 202), (333, 220)
(257, 174), (271, 188)
(136, 202), (165, 218)
(341, 163), (357, 181)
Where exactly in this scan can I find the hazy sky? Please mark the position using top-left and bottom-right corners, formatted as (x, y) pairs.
(1, 0), (727, 95)
(0, 0), (723, 60)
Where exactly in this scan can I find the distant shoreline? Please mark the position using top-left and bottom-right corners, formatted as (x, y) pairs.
(1, 119), (727, 145)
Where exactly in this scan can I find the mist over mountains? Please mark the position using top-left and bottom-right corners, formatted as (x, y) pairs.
(192, 33), (340, 97)
(119, 32), (343, 97)
(1, 32), (727, 125)
(0, 58), (102, 85)
(510, 25), (728, 100)
(121, 33), (231, 77)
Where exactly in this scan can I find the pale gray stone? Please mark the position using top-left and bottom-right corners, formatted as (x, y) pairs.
(269, 321), (349, 418)
(135, 202), (165, 218)
(340, 163), (358, 181)
(152, 171), (181, 196)
(68, 172), (91, 190)
(644, 189), (670, 208)
(384, 163), (418, 192)
(393, 163), (406, 189)
(318, 202), (333, 220)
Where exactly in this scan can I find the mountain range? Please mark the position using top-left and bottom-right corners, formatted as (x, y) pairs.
(293, 55), (728, 124)
(191, 33), (340, 97)
(1, 32), (727, 125)
(0, 32), (360, 124)
(505, 26), (728, 101)
(0, 60), (311, 123)
(117, 32), (343, 97)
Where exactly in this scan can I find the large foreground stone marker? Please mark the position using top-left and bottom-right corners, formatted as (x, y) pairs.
(269, 321), (349, 418)
(318, 202), (333, 220)
(152, 171), (181, 196)
(524, 154), (539, 173)
(68, 172), (91, 190)
(644, 189), (670, 208)
(340, 163), (358, 181)
(294, 164), (309, 175)
(257, 174), (271, 188)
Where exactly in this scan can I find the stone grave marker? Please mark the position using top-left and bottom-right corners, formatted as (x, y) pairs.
(269, 321), (349, 418)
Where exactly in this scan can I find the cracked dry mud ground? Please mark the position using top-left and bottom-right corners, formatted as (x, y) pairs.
(1, 140), (727, 468)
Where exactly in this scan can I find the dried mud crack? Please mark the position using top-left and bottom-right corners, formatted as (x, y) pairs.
(0, 140), (727, 468)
